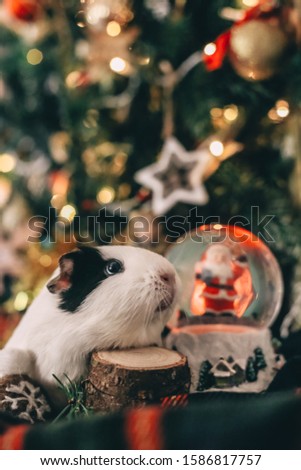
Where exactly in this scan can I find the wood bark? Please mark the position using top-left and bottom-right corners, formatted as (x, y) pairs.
(85, 347), (190, 413)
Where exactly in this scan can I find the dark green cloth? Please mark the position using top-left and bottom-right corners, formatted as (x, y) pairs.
(21, 391), (301, 449)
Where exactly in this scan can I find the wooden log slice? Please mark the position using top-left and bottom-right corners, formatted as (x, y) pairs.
(84, 347), (190, 413)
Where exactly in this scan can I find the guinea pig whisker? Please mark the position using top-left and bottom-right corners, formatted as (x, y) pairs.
(147, 291), (158, 324)
(146, 287), (164, 325)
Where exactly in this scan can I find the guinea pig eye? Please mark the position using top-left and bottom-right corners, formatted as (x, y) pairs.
(104, 259), (123, 276)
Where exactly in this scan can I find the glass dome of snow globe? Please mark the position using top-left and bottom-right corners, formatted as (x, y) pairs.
(167, 224), (283, 329)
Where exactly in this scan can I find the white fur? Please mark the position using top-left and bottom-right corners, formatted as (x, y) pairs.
(1, 246), (180, 404)
(0, 349), (36, 376)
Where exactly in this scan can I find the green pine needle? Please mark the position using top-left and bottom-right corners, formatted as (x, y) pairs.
(52, 374), (93, 423)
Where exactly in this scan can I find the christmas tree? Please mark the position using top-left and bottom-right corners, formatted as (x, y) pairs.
(197, 359), (213, 391)
(254, 347), (267, 370)
(246, 356), (258, 382)
(1, 0), (301, 339)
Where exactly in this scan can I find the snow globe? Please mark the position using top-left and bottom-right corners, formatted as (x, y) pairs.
(165, 224), (284, 393)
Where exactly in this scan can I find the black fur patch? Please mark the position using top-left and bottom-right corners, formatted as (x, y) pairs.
(58, 246), (114, 313)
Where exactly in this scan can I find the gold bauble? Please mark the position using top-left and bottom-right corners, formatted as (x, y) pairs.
(229, 20), (291, 81)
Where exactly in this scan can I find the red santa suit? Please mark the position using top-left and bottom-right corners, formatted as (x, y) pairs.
(191, 244), (248, 316)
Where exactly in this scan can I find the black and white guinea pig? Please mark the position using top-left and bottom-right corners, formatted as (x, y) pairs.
(0, 245), (180, 403)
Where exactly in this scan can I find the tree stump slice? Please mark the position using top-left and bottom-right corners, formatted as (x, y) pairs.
(85, 347), (190, 413)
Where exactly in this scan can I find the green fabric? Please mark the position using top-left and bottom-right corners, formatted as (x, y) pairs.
(25, 413), (125, 450)
(23, 392), (301, 450)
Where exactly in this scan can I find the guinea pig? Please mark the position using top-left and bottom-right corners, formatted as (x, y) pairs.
(0, 245), (180, 404)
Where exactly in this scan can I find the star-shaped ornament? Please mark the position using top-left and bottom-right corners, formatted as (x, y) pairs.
(135, 137), (210, 215)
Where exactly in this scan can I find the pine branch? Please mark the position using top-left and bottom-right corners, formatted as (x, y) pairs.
(52, 374), (93, 422)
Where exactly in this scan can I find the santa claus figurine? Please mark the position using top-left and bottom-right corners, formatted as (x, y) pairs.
(190, 244), (254, 317)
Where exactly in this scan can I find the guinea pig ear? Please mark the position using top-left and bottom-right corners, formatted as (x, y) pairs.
(46, 253), (75, 294)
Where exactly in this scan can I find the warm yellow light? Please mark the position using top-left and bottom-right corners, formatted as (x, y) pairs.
(268, 109), (279, 121)
(0, 177), (12, 207)
(139, 56), (151, 65)
(275, 100), (290, 118)
(117, 6), (134, 23)
(209, 140), (224, 157)
(60, 204), (76, 221)
(97, 142), (116, 157)
(14, 292), (29, 311)
(111, 151), (127, 176)
(204, 43), (217, 56)
(65, 71), (81, 88)
(0, 153), (16, 173)
(224, 105), (239, 122)
(213, 224), (223, 230)
(51, 194), (66, 209)
(268, 100), (290, 121)
(110, 57), (127, 73)
(49, 131), (70, 163)
(97, 187), (115, 204)
(75, 10), (86, 28)
(51, 172), (69, 196)
(242, 0), (258, 6)
(276, 99), (289, 108)
(210, 108), (223, 119)
(27, 49), (43, 65)
(276, 107), (289, 118)
(86, 4), (110, 25)
(106, 21), (121, 37)
(39, 254), (52, 268)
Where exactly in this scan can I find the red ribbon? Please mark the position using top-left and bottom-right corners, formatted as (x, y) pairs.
(203, 3), (279, 71)
(204, 31), (231, 71)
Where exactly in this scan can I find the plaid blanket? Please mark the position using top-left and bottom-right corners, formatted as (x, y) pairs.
(1, 390), (301, 450)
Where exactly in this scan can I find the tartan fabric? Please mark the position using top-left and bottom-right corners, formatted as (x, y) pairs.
(0, 391), (294, 450)
(125, 407), (164, 450)
(0, 424), (29, 450)
(0, 414), (29, 450)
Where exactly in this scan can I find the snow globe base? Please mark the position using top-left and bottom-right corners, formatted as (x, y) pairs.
(165, 323), (281, 393)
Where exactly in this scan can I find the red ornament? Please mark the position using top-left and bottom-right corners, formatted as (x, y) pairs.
(4, 0), (41, 22)
(203, 3), (282, 72)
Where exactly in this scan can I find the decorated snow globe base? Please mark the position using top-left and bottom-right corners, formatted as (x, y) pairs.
(165, 325), (279, 392)
(165, 225), (284, 393)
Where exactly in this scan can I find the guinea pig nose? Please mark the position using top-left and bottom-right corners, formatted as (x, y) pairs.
(160, 272), (175, 285)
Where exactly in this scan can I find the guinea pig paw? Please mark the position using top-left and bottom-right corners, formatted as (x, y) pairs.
(0, 349), (36, 378)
